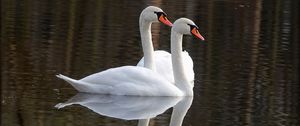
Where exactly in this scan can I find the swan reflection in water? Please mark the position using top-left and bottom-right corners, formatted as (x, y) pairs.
(55, 93), (193, 126)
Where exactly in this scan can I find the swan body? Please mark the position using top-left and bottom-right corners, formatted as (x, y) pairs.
(56, 17), (204, 96)
(56, 66), (183, 96)
(137, 50), (194, 83)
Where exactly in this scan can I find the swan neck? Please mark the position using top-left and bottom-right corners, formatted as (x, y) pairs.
(139, 17), (155, 70)
(171, 29), (193, 96)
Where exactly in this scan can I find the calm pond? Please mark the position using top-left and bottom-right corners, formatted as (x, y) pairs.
(1, 0), (299, 126)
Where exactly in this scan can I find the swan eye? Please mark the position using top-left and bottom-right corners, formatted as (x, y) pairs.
(187, 24), (199, 31)
(155, 12), (172, 26)
(154, 12), (166, 18)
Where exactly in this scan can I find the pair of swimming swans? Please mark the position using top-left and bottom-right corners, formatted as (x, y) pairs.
(56, 6), (205, 96)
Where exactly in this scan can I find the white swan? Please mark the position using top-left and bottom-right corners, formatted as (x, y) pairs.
(135, 6), (176, 83)
(136, 7), (204, 83)
(56, 18), (204, 96)
(169, 18), (204, 96)
(136, 6), (172, 70)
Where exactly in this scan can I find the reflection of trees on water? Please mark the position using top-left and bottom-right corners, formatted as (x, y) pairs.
(1, 0), (299, 126)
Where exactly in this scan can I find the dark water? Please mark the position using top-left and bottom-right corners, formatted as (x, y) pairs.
(1, 0), (299, 126)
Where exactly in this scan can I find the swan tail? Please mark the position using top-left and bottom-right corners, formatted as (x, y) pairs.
(56, 74), (110, 94)
(54, 103), (68, 109)
(56, 74), (87, 92)
(56, 74), (78, 84)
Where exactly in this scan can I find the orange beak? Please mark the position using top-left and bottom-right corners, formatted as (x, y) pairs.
(191, 27), (205, 41)
(159, 15), (173, 27)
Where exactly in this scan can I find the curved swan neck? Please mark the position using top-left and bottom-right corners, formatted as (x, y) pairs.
(171, 29), (193, 96)
(139, 17), (155, 70)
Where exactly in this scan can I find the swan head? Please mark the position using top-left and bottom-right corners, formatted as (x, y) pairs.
(140, 6), (173, 26)
(172, 18), (205, 40)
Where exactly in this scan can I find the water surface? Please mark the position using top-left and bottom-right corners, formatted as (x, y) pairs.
(1, 0), (299, 126)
